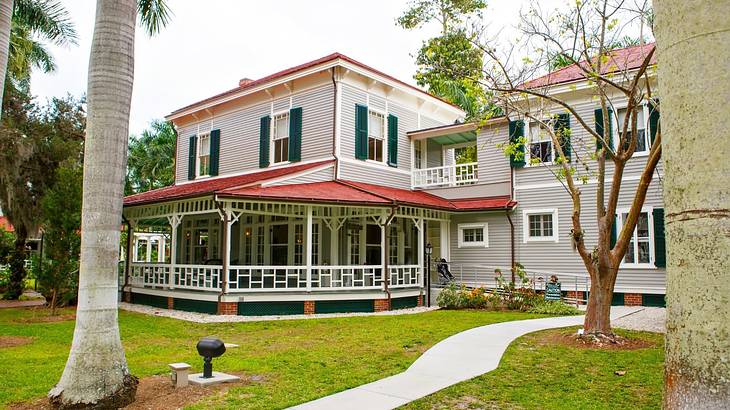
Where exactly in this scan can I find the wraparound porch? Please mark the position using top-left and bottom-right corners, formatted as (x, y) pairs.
(122, 196), (449, 314)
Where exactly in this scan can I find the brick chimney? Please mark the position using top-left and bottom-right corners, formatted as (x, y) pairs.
(239, 78), (254, 87)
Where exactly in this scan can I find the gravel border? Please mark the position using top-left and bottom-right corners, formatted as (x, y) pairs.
(119, 302), (439, 323)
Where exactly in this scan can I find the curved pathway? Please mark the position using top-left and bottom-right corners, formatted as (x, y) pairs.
(290, 306), (643, 410)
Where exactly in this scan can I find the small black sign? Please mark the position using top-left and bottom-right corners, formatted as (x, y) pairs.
(545, 282), (561, 301)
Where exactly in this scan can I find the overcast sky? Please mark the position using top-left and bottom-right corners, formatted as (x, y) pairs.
(30, 0), (564, 136)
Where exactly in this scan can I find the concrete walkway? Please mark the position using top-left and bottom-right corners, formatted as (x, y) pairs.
(290, 306), (643, 410)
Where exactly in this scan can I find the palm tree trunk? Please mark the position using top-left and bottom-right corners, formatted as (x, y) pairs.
(655, 1), (730, 408)
(0, 0), (12, 117)
(48, 0), (138, 407)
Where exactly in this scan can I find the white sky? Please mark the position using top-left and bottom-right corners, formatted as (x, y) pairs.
(30, 0), (564, 136)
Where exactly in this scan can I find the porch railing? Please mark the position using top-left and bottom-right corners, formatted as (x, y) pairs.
(412, 162), (478, 189)
(129, 262), (421, 292)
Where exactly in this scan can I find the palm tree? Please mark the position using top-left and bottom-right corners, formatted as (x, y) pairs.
(0, 2), (12, 113)
(654, 1), (730, 408)
(48, 0), (170, 407)
(126, 120), (176, 194)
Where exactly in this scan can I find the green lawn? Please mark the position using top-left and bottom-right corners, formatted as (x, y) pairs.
(401, 327), (664, 410)
(0, 307), (542, 409)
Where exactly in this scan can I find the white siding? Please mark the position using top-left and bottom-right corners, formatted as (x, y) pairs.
(265, 165), (335, 186)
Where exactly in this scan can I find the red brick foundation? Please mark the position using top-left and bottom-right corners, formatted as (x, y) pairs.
(304, 301), (315, 315)
(123, 291), (132, 303)
(565, 291), (585, 305)
(624, 293), (643, 306)
(167, 296), (174, 310)
(218, 301), (237, 315)
(417, 294), (424, 307)
(374, 298), (391, 312)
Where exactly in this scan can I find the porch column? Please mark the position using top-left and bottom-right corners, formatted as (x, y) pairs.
(417, 217), (425, 288)
(167, 214), (182, 290)
(306, 205), (313, 292)
(132, 235), (138, 262)
(124, 220), (135, 288)
(157, 235), (165, 262)
(146, 237), (152, 263)
(440, 220), (450, 262)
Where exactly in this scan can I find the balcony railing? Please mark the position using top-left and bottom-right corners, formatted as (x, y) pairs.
(129, 263), (421, 292)
(412, 162), (478, 189)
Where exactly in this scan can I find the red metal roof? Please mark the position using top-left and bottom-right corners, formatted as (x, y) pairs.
(0, 216), (13, 232)
(219, 179), (515, 212)
(123, 160), (334, 206)
(168, 52), (463, 118)
(523, 43), (656, 89)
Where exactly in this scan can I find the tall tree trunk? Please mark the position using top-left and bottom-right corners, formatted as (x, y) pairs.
(48, 0), (137, 407)
(7, 230), (27, 299)
(655, 1), (730, 408)
(0, 0), (12, 118)
(583, 268), (615, 335)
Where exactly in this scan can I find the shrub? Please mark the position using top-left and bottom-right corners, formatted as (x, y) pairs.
(527, 300), (582, 315)
(437, 283), (469, 309)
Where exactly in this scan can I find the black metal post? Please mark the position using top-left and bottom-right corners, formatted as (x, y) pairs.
(426, 257), (431, 307)
(202, 356), (213, 378)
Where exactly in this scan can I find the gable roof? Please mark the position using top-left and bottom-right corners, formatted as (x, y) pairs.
(167, 52), (463, 120)
(523, 43), (656, 89)
(123, 160), (335, 206)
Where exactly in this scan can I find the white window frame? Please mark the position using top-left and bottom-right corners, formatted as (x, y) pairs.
(271, 110), (290, 165)
(616, 206), (655, 268)
(522, 208), (559, 243)
(196, 132), (211, 178)
(457, 223), (489, 248)
(366, 108), (387, 164)
(525, 119), (556, 166)
(612, 103), (651, 157)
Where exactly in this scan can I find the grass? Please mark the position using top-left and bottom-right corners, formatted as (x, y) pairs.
(0, 307), (542, 409)
(400, 327), (664, 410)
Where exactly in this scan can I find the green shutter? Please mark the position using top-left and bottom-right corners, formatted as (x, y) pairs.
(289, 107), (302, 162)
(209, 129), (220, 176)
(649, 99), (660, 147)
(653, 208), (666, 268)
(355, 104), (368, 160)
(610, 216), (617, 249)
(187, 135), (197, 180)
(509, 120), (525, 168)
(387, 114), (398, 167)
(554, 113), (571, 162)
(595, 108), (614, 155)
(259, 116), (271, 168)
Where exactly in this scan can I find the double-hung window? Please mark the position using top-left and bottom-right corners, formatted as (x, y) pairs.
(619, 210), (653, 266)
(368, 110), (385, 162)
(197, 133), (210, 177)
(523, 209), (559, 242)
(458, 223), (488, 248)
(617, 107), (648, 154)
(272, 112), (289, 164)
(527, 120), (553, 164)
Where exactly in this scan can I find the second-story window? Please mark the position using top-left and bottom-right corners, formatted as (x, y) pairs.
(617, 107), (648, 153)
(368, 110), (385, 162)
(414, 140), (423, 169)
(197, 132), (210, 177)
(273, 112), (289, 164)
(528, 120), (553, 164)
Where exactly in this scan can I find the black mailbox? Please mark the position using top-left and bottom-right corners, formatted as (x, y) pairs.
(196, 337), (226, 378)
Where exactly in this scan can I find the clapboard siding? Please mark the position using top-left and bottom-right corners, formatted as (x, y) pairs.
(293, 84), (335, 162)
(339, 83), (436, 189)
(420, 115), (442, 129)
(338, 160), (411, 189)
(477, 122), (511, 187)
(513, 176), (665, 293)
(514, 99), (664, 187)
(176, 84), (334, 184)
(266, 165), (334, 186)
(426, 139), (442, 168)
(449, 212), (512, 273)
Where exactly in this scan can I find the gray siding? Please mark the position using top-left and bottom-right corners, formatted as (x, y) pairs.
(426, 139), (442, 168)
(339, 83), (434, 189)
(266, 165), (335, 186)
(448, 212), (512, 275)
(477, 123), (511, 187)
(513, 176), (665, 293)
(175, 84), (335, 184)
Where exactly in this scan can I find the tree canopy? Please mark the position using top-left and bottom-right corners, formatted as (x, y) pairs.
(125, 119), (176, 195)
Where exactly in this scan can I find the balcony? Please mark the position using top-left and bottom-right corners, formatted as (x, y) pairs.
(412, 162), (479, 189)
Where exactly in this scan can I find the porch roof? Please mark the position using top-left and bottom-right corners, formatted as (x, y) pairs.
(123, 160), (335, 206)
(218, 180), (517, 212)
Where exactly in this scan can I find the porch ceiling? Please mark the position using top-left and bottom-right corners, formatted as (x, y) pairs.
(431, 131), (476, 145)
